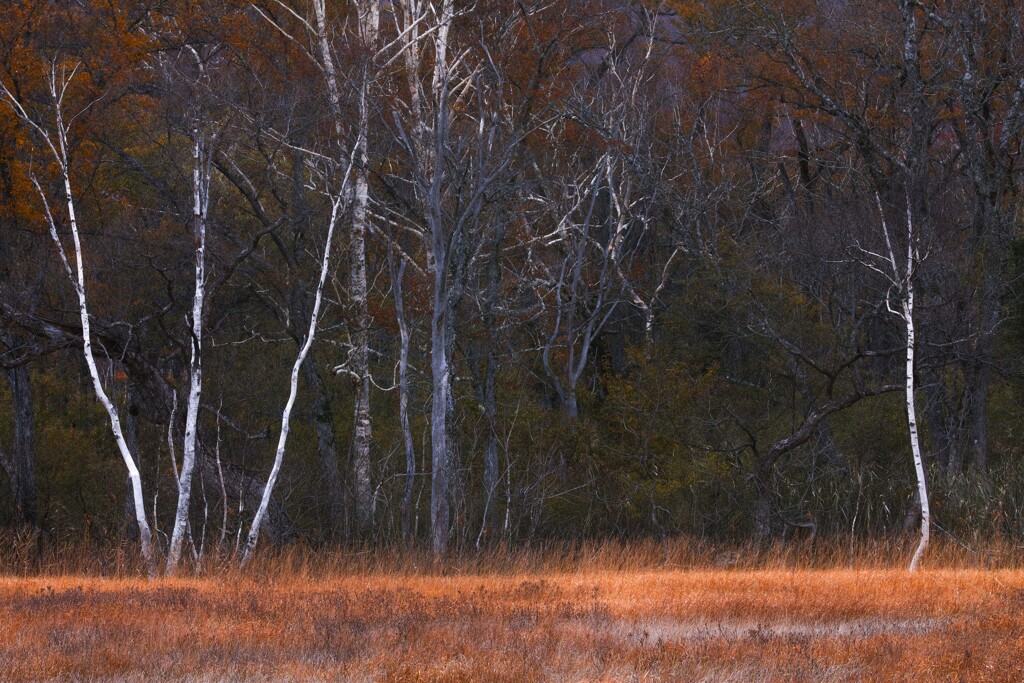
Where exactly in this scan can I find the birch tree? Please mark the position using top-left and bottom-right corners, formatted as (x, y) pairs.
(241, 170), (350, 565)
(0, 61), (157, 574)
(348, 0), (380, 531)
(254, 0), (379, 532)
(166, 129), (214, 573)
(861, 192), (929, 570)
(308, 0), (378, 529)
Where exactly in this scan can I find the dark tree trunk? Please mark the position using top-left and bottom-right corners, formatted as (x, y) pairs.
(921, 372), (959, 478)
(481, 347), (499, 531)
(964, 360), (989, 474)
(4, 364), (37, 526)
(959, 229), (1002, 476)
(753, 471), (772, 543)
(301, 355), (345, 537)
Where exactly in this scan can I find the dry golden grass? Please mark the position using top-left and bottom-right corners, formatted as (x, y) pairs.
(2, 539), (1023, 681)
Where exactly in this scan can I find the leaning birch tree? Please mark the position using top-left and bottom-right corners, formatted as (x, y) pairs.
(0, 61), (157, 574)
(253, 0), (379, 533)
(240, 166), (351, 565)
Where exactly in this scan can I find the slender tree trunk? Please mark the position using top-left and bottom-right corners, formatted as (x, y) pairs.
(479, 222), (512, 528)
(349, 71), (374, 535)
(389, 252), (416, 542)
(395, 0), (458, 558)
(287, 138), (346, 538)
(241, 196), (344, 565)
(428, 0), (456, 559)
(430, 257), (451, 557)
(63, 229), (155, 574)
(350, 206), (373, 532)
(481, 222), (507, 522)
(444, 291), (463, 548)
(168, 134), (210, 574)
(122, 376), (141, 541)
(4, 364), (37, 527)
(481, 344), (499, 540)
(905, 289), (930, 572)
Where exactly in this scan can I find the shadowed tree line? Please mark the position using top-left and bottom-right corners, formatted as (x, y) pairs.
(2, 0), (1024, 572)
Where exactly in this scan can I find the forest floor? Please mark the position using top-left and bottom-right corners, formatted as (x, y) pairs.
(1, 561), (1023, 682)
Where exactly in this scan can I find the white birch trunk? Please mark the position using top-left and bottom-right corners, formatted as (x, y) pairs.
(902, 204), (930, 570)
(875, 192), (929, 571)
(241, 195), (344, 565)
(167, 133), (211, 574)
(6, 67), (158, 575)
(348, 0), (379, 529)
(312, 0), (377, 531)
(54, 131), (155, 573)
(64, 184), (156, 577)
(432, 0), (455, 558)
(904, 287), (929, 571)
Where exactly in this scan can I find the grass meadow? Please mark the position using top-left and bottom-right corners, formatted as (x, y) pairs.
(1, 537), (1023, 681)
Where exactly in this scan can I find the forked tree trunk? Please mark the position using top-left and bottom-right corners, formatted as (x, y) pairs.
(480, 344), (499, 542)
(167, 134), (211, 574)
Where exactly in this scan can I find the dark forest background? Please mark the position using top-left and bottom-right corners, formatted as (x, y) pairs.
(3, 0), (1024, 562)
